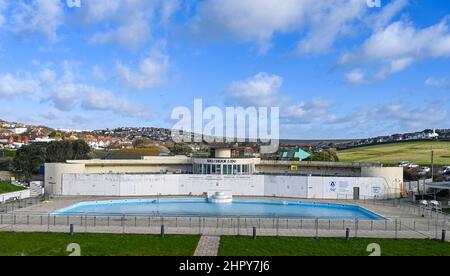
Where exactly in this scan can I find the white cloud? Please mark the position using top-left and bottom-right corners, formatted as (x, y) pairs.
(51, 83), (82, 111)
(89, 16), (151, 49)
(0, 62), (152, 120)
(297, 0), (367, 54)
(0, 0), (6, 28)
(81, 0), (179, 49)
(39, 68), (56, 86)
(226, 73), (337, 124)
(367, 0), (409, 30)
(193, 0), (307, 53)
(11, 0), (64, 40)
(91, 65), (106, 82)
(116, 43), (170, 90)
(282, 99), (338, 124)
(191, 0), (407, 54)
(0, 74), (41, 98)
(426, 77), (450, 89)
(345, 69), (365, 84)
(346, 102), (449, 133)
(49, 82), (151, 120)
(340, 17), (450, 79)
(226, 72), (283, 107)
(81, 89), (151, 119)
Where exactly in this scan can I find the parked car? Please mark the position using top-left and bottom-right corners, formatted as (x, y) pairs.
(398, 161), (410, 167)
(408, 164), (419, 169)
(439, 166), (450, 175)
(418, 167), (431, 175)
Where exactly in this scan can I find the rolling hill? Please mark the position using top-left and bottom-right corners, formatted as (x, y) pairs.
(338, 141), (450, 166)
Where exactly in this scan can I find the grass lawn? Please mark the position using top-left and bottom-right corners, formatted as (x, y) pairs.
(0, 232), (200, 256)
(219, 236), (450, 256)
(338, 141), (450, 166)
(0, 181), (27, 194)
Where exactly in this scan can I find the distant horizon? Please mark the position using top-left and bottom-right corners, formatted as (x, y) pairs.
(1, 116), (445, 142)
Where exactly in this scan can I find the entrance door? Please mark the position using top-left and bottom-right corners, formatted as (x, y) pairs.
(353, 187), (360, 200)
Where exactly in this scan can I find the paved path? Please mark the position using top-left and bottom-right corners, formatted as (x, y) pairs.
(194, 236), (220, 256)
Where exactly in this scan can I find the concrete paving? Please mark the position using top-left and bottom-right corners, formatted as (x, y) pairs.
(194, 236), (221, 256)
(1, 196), (448, 241)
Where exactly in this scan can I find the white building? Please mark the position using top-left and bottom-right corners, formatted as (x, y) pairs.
(10, 128), (28, 135)
(45, 147), (404, 200)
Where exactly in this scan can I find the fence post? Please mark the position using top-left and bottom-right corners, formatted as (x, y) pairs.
(442, 230), (446, 242)
(237, 217), (240, 236)
(395, 218), (398, 240)
(69, 224), (74, 236)
(253, 227), (257, 240)
(276, 217), (280, 237)
(315, 218), (319, 239)
(346, 228), (350, 240)
(161, 224), (165, 239)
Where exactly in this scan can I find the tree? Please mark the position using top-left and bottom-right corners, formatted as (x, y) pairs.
(45, 141), (73, 163)
(169, 143), (193, 156)
(71, 140), (91, 160)
(45, 140), (91, 163)
(13, 140), (91, 180)
(13, 143), (47, 181)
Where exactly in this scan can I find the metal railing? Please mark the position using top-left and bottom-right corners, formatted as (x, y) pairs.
(0, 196), (44, 214)
(0, 212), (448, 241)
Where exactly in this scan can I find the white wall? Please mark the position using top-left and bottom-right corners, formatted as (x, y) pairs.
(60, 174), (388, 199)
(264, 175), (308, 198)
(0, 189), (31, 203)
(180, 175), (265, 196)
(361, 167), (403, 199)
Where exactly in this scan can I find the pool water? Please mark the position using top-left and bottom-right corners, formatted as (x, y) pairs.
(53, 198), (385, 220)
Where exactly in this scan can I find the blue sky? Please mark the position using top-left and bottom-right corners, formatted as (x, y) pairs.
(0, 0), (450, 139)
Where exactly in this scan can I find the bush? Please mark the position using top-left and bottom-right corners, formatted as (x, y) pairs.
(310, 149), (340, 162)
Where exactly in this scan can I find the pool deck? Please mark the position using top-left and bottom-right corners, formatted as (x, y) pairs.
(1, 196), (448, 241)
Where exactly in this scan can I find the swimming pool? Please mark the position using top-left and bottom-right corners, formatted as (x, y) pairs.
(52, 198), (385, 220)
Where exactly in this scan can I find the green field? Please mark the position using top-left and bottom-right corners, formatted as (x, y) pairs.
(0, 233), (200, 256)
(338, 141), (450, 166)
(219, 237), (450, 256)
(0, 181), (27, 194)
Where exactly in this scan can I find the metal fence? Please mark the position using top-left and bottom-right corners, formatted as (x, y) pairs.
(0, 212), (448, 241)
(0, 195), (449, 240)
(0, 196), (44, 213)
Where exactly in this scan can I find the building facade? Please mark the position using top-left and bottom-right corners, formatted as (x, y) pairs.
(45, 148), (404, 199)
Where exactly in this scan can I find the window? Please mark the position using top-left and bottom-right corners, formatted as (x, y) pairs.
(216, 165), (222, 175)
